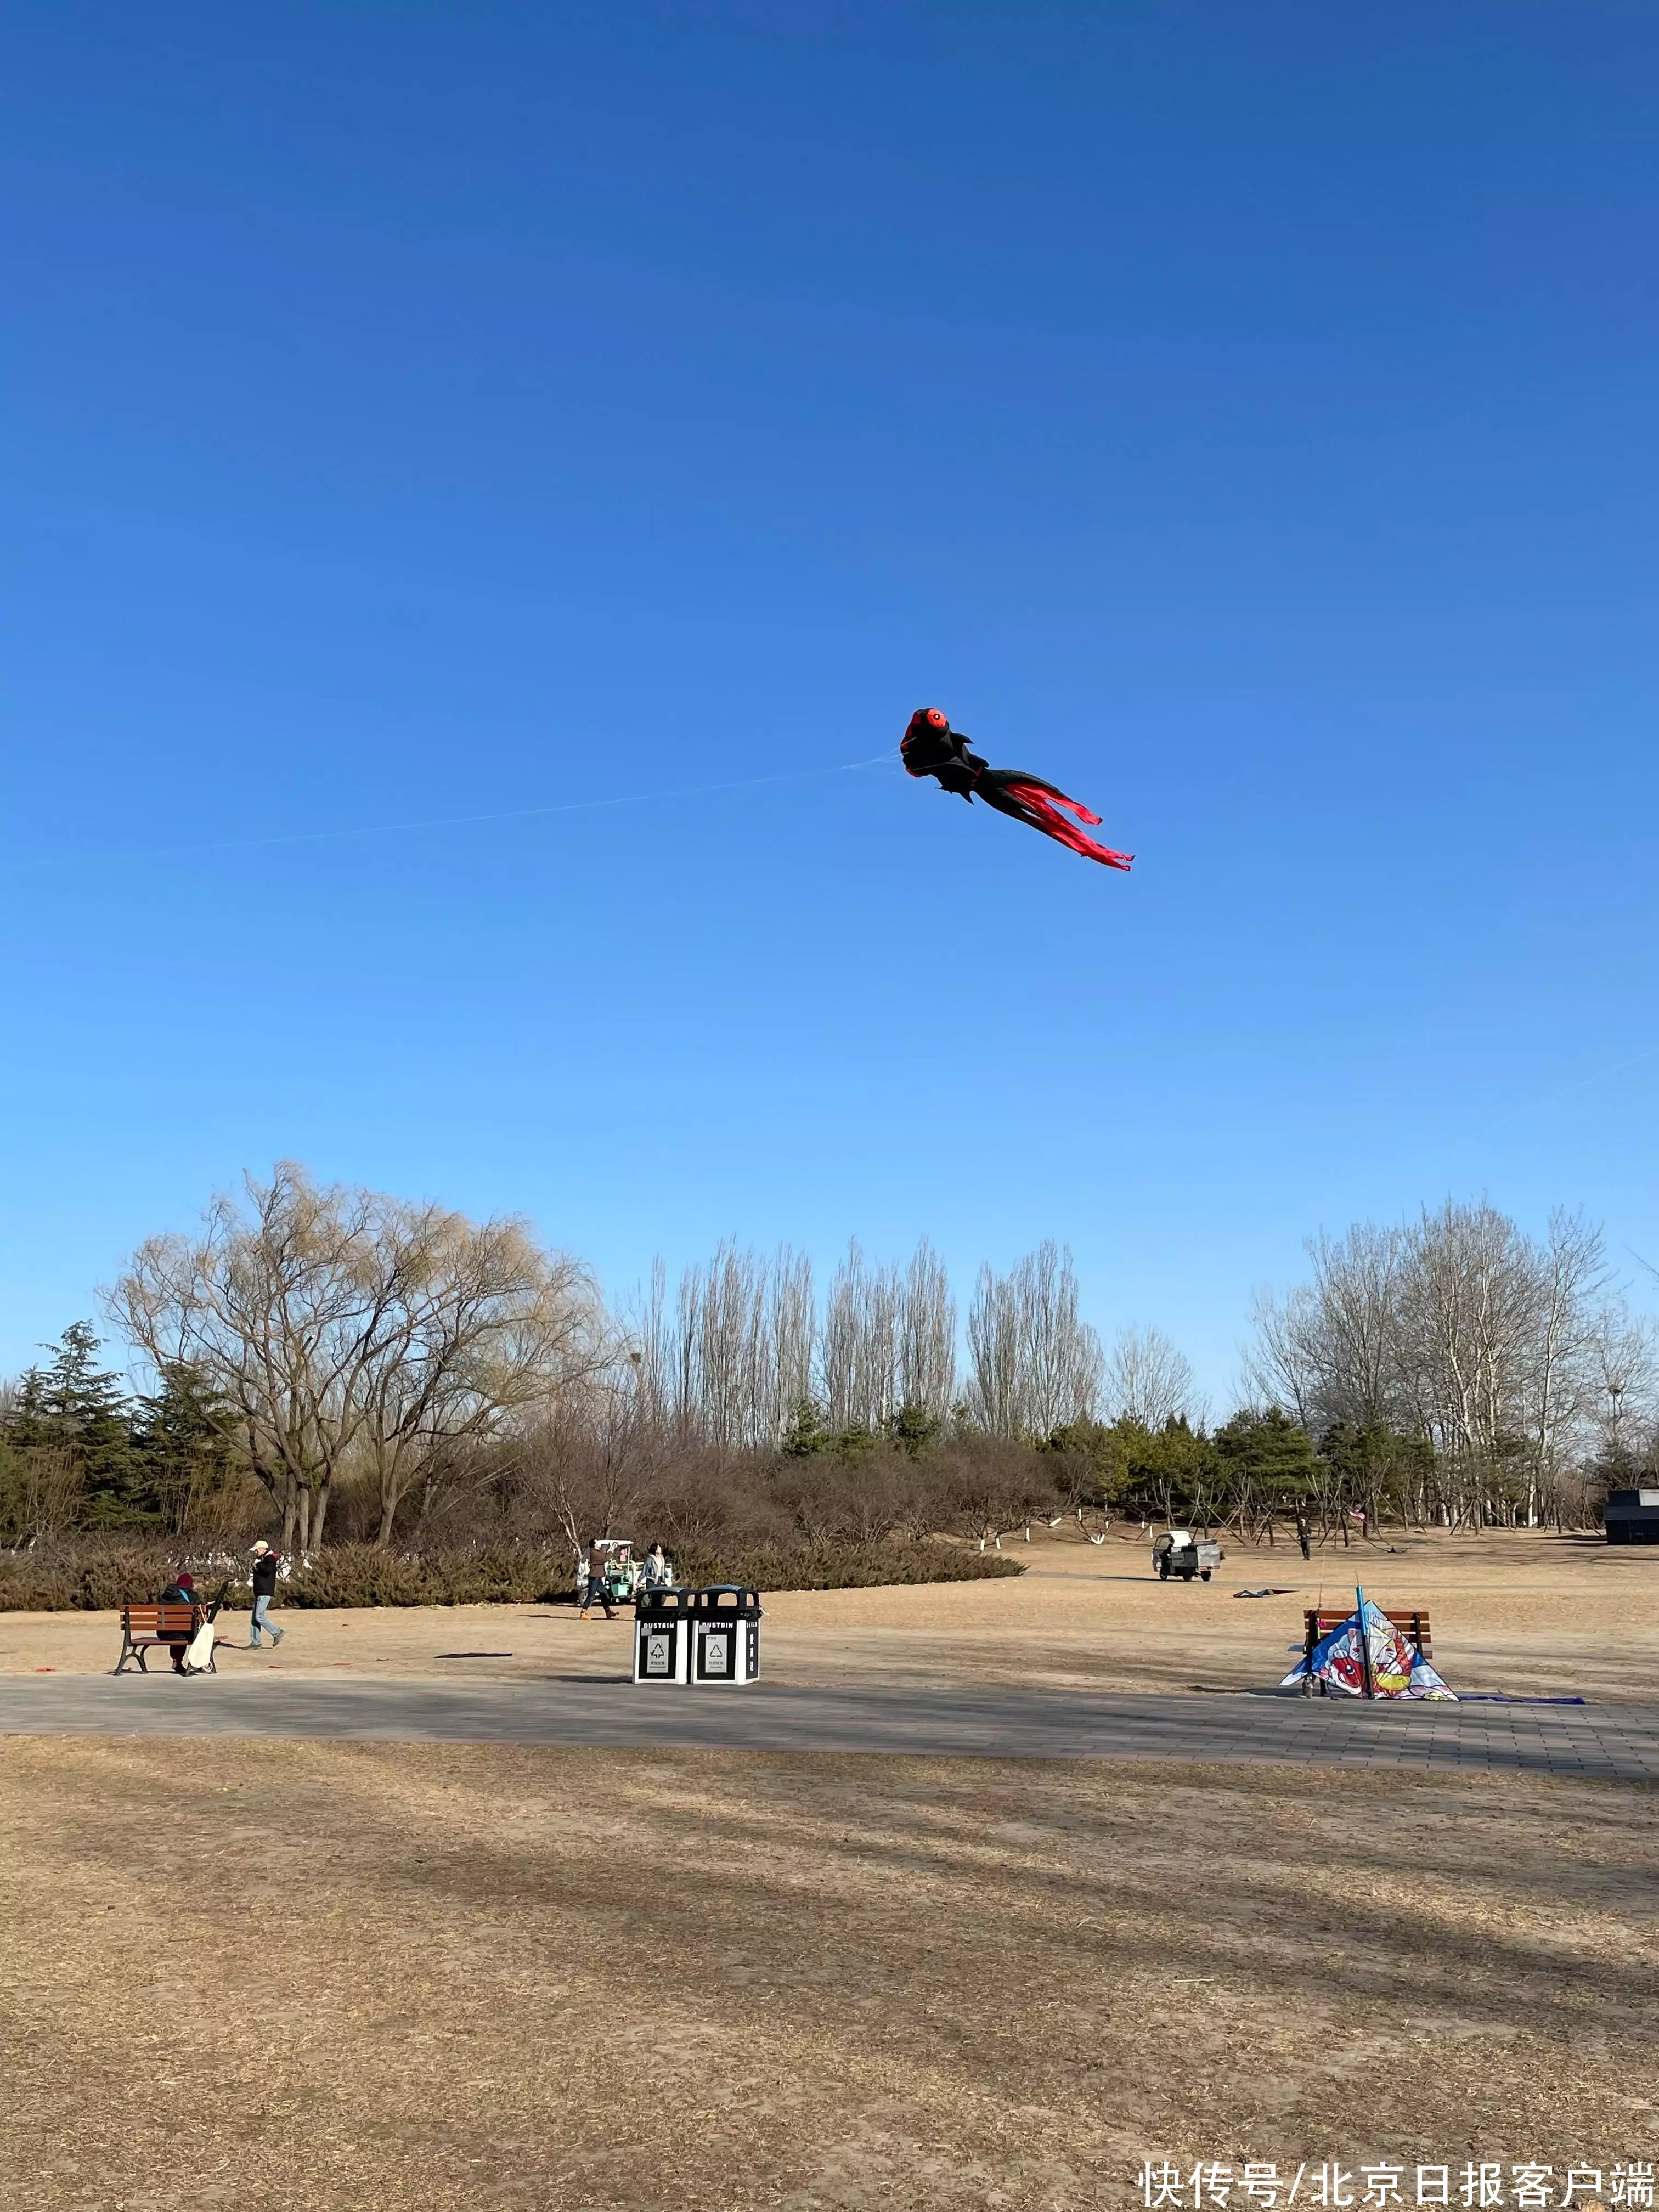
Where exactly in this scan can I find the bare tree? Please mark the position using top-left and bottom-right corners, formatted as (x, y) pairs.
(1105, 1325), (1195, 1429)
(766, 1248), (816, 1438)
(930, 1434), (1058, 1549)
(512, 1369), (666, 1557)
(967, 1243), (1102, 1437)
(1245, 1224), (1408, 1434)
(106, 1164), (602, 1549)
(967, 1263), (1025, 1438)
(1400, 1200), (1542, 1517)
(683, 1243), (756, 1452)
(820, 1241), (900, 1432)
(1519, 1210), (1613, 1524)
(818, 1238), (958, 1432)
(1588, 1307), (1659, 1469)
(896, 1238), (956, 1420)
(633, 1243), (814, 1452)
(1246, 1198), (1655, 1528)
(1244, 1282), (1321, 1431)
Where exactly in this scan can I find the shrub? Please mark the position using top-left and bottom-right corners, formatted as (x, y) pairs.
(0, 1535), (1023, 1610)
(270, 1545), (573, 1609)
(668, 1541), (1025, 1593)
(0, 1538), (189, 1612)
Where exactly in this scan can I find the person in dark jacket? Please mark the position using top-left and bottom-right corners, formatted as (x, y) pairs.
(578, 1537), (618, 1620)
(158, 1571), (198, 1673)
(247, 1541), (284, 1648)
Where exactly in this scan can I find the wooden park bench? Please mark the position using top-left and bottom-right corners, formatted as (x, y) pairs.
(1301, 1606), (1431, 1697)
(112, 1601), (207, 1676)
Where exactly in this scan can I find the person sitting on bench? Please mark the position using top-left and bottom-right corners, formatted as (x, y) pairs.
(157, 1573), (198, 1674)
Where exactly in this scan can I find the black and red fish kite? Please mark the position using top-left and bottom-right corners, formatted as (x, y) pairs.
(900, 709), (1132, 871)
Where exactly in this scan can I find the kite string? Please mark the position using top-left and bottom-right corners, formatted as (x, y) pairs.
(0, 751), (901, 876)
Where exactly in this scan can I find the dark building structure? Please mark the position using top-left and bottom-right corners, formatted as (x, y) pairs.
(1603, 1487), (1659, 1544)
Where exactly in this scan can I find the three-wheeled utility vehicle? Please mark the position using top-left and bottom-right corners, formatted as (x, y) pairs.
(1152, 1529), (1224, 1582)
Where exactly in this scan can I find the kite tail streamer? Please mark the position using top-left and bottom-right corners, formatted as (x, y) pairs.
(997, 778), (1134, 871)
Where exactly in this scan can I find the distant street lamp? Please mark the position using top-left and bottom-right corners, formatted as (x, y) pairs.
(1607, 1381), (1625, 1448)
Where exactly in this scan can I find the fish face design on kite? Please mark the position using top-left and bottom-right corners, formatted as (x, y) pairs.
(900, 709), (1132, 871)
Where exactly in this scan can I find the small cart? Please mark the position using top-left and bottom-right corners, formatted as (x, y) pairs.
(586, 1538), (640, 1607)
(1153, 1530), (1224, 1582)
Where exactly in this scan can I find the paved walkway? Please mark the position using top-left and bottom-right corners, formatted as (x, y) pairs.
(4, 1676), (1658, 1776)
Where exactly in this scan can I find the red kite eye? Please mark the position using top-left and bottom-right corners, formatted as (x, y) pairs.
(925, 708), (947, 729)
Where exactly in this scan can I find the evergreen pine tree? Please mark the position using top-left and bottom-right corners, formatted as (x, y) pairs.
(130, 1362), (238, 1528)
(1214, 1406), (1322, 1525)
(27, 1322), (137, 1527)
(1, 1365), (51, 1450)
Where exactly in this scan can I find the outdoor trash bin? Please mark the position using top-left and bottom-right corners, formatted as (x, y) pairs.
(633, 1587), (694, 1684)
(690, 1585), (762, 1686)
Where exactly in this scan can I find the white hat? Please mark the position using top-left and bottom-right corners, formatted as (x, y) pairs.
(251, 1540), (270, 1555)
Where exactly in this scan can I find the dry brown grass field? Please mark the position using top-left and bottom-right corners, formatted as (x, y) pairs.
(3, 1741), (1655, 2211)
(3, 1524), (1656, 1700)
(3, 1527), (1655, 2210)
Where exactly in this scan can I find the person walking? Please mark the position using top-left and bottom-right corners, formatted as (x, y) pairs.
(577, 1537), (618, 1620)
(247, 1541), (285, 1647)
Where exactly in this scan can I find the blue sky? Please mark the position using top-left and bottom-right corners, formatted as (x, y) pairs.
(3, 2), (1657, 1401)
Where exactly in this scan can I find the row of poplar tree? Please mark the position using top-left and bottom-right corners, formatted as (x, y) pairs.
(1, 1168), (1649, 1547)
